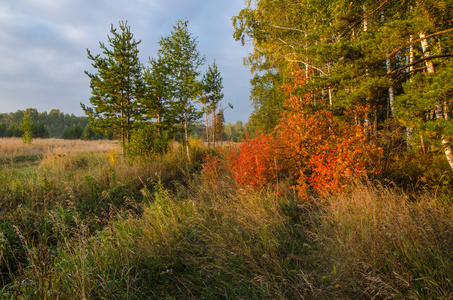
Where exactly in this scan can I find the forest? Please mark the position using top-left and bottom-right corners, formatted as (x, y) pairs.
(0, 0), (453, 299)
(0, 108), (89, 139)
(0, 107), (245, 143)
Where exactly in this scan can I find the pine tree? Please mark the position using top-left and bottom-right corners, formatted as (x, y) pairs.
(200, 60), (224, 146)
(157, 19), (205, 161)
(82, 21), (143, 149)
(143, 56), (172, 136)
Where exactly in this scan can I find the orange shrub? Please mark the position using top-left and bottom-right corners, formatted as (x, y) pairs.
(276, 68), (382, 197)
(201, 67), (382, 198)
(223, 131), (280, 187)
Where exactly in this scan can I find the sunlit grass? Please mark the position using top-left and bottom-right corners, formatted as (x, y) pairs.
(314, 183), (453, 299)
(1, 138), (453, 299)
(0, 137), (120, 159)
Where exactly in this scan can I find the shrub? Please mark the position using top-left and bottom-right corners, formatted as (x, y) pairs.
(20, 116), (33, 144)
(126, 123), (168, 159)
(224, 131), (280, 187)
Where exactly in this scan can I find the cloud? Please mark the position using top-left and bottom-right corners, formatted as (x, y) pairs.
(0, 0), (253, 123)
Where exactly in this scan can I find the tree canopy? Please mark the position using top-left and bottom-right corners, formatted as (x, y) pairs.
(82, 21), (143, 145)
(233, 0), (453, 169)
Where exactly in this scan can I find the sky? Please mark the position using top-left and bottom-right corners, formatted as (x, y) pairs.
(0, 0), (254, 123)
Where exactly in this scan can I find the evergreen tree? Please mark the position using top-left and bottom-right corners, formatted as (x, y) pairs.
(200, 60), (224, 146)
(32, 122), (49, 138)
(82, 21), (143, 149)
(62, 124), (84, 139)
(157, 19), (205, 161)
(143, 56), (172, 135)
(0, 122), (6, 137)
(214, 110), (225, 142)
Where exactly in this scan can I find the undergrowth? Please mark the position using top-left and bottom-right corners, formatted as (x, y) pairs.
(0, 138), (453, 299)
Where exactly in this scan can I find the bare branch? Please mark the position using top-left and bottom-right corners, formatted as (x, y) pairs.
(366, 0), (392, 18)
(270, 24), (306, 33)
(388, 28), (453, 58)
(284, 54), (328, 76)
(390, 54), (453, 75)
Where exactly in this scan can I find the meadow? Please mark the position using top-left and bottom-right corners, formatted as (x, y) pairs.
(0, 137), (453, 299)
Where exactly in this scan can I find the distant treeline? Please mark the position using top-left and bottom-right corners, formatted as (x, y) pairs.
(168, 120), (250, 143)
(0, 108), (250, 142)
(0, 108), (105, 140)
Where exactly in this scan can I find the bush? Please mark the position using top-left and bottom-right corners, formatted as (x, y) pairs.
(126, 123), (169, 159)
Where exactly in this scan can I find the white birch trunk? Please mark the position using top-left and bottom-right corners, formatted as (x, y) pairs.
(405, 36), (415, 148)
(386, 57), (395, 117)
(363, 4), (370, 133)
(380, 10), (395, 117)
(328, 64), (333, 106)
(420, 32), (453, 170)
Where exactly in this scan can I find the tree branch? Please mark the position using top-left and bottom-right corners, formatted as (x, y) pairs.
(366, 0), (392, 18)
(283, 55), (328, 76)
(389, 54), (453, 75)
(388, 28), (453, 58)
(270, 23), (306, 33)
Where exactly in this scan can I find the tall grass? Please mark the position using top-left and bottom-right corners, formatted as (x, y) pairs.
(1, 138), (453, 299)
(13, 179), (315, 299)
(0, 138), (194, 292)
(314, 183), (453, 299)
(0, 138), (119, 159)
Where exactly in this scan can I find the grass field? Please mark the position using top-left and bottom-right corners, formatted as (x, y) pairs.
(0, 138), (452, 299)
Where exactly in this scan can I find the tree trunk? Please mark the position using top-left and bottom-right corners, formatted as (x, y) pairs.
(406, 34), (415, 149)
(381, 10), (395, 117)
(386, 57), (395, 117)
(212, 108), (216, 147)
(420, 32), (453, 170)
(204, 102), (210, 147)
(120, 91), (126, 158)
(184, 111), (190, 162)
(420, 32), (435, 73)
(363, 4), (370, 134)
(327, 64), (332, 106)
(157, 96), (162, 136)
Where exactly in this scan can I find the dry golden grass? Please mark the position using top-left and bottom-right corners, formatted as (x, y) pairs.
(315, 183), (453, 298)
(2, 136), (452, 299)
(0, 137), (120, 158)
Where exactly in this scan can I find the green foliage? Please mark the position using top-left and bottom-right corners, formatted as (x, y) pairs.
(80, 19), (216, 161)
(125, 123), (169, 159)
(62, 124), (84, 140)
(0, 122), (6, 136)
(5, 123), (21, 137)
(157, 19), (205, 160)
(232, 0), (453, 167)
(396, 60), (453, 142)
(81, 123), (108, 140)
(0, 108), (89, 138)
(224, 121), (246, 142)
(19, 116), (33, 144)
(200, 60), (225, 145)
(82, 21), (143, 144)
(248, 69), (288, 133)
(143, 56), (172, 133)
